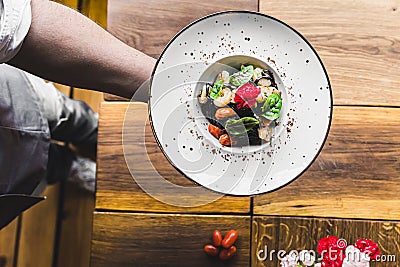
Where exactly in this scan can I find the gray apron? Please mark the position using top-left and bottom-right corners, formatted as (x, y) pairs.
(0, 64), (48, 229)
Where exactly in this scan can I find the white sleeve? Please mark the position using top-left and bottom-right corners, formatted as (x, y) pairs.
(0, 0), (32, 63)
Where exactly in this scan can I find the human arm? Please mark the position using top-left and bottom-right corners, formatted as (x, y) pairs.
(8, 0), (156, 99)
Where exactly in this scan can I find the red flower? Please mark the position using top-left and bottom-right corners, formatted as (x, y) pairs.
(355, 238), (381, 260)
(318, 236), (343, 254)
(318, 236), (345, 267)
(234, 83), (260, 109)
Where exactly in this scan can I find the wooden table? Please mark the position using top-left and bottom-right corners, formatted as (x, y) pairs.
(91, 0), (400, 266)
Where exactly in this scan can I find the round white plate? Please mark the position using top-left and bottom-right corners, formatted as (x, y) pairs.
(149, 11), (332, 196)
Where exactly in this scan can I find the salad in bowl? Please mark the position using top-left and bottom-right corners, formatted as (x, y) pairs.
(198, 64), (283, 147)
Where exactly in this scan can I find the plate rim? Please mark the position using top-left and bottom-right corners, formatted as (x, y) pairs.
(147, 10), (333, 197)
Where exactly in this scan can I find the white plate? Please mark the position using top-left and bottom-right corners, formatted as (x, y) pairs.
(149, 11), (332, 196)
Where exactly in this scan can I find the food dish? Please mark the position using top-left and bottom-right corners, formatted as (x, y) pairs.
(144, 11), (332, 196)
(198, 64), (283, 147)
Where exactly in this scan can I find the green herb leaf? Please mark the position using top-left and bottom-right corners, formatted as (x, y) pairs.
(261, 100), (269, 113)
(209, 80), (224, 99)
(225, 117), (259, 135)
(261, 93), (282, 120)
(262, 112), (280, 121)
(267, 93), (281, 107)
(229, 65), (254, 87)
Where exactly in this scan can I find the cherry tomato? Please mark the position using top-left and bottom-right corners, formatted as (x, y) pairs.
(219, 245), (237, 260)
(203, 244), (219, 257)
(212, 230), (222, 247)
(221, 230), (238, 248)
(208, 124), (223, 139)
(219, 134), (231, 146)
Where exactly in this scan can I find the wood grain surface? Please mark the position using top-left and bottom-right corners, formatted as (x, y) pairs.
(254, 106), (400, 220)
(0, 220), (17, 267)
(108, 0), (258, 58)
(260, 0), (400, 107)
(74, 89), (103, 113)
(56, 183), (95, 267)
(53, 0), (78, 9)
(104, 0), (258, 101)
(97, 102), (251, 213)
(103, 93), (128, 102)
(91, 212), (251, 267)
(53, 83), (71, 96)
(81, 0), (108, 27)
(252, 216), (400, 267)
(17, 185), (60, 267)
(95, 0), (400, 266)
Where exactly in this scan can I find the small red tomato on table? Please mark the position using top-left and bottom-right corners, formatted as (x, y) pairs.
(203, 229), (239, 261)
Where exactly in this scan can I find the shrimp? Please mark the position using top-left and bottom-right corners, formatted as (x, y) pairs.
(217, 70), (230, 84)
(256, 86), (273, 103)
(258, 117), (273, 142)
(252, 67), (263, 81)
(257, 77), (272, 87)
(213, 87), (233, 107)
(258, 126), (273, 142)
(199, 84), (208, 104)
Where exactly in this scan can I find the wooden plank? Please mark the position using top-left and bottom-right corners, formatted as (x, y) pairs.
(0, 220), (17, 267)
(17, 185), (60, 267)
(254, 106), (400, 220)
(103, 93), (127, 101)
(108, 0), (258, 58)
(73, 88), (103, 113)
(53, 83), (71, 96)
(104, 0), (258, 101)
(52, 0), (78, 9)
(81, 0), (108, 28)
(252, 216), (400, 267)
(96, 102), (251, 213)
(260, 0), (400, 107)
(56, 183), (95, 267)
(91, 212), (251, 267)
